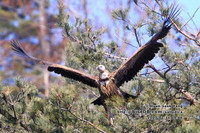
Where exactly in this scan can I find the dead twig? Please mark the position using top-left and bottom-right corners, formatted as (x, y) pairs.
(170, 14), (200, 46)
(133, 27), (141, 47)
(180, 7), (200, 30)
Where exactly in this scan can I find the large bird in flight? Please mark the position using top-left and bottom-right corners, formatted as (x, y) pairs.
(11, 5), (179, 124)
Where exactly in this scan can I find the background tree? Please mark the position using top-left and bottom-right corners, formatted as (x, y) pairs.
(0, 0), (66, 96)
(0, 0), (200, 132)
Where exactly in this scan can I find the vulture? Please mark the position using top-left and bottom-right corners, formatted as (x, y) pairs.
(10, 6), (179, 124)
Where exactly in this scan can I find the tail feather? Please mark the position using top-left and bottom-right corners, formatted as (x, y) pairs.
(122, 92), (138, 100)
(91, 92), (138, 106)
(91, 97), (103, 106)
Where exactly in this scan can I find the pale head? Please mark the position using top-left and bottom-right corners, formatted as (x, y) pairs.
(96, 65), (106, 73)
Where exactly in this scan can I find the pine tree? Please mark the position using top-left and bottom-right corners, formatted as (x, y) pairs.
(1, 0), (200, 132)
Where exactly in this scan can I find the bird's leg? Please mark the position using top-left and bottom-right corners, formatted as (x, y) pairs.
(103, 104), (114, 125)
(108, 107), (114, 125)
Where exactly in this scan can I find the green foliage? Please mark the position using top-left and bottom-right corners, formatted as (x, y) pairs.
(1, 1), (200, 133)
(112, 9), (128, 21)
(15, 20), (38, 37)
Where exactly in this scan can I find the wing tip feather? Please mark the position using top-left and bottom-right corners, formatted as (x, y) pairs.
(10, 40), (29, 58)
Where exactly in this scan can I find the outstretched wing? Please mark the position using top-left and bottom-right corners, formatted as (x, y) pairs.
(10, 40), (98, 88)
(112, 5), (180, 87)
(10, 40), (52, 65)
(48, 64), (98, 87)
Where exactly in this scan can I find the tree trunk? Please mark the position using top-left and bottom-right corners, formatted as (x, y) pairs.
(39, 0), (50, 97)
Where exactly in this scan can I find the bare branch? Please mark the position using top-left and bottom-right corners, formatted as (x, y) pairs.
(114, 33), (138, 49)
(164, 63), (177, 77)
(140, 0), (161, 16)
(140, 65), (176, 76)
(104, 53), (128, 60)
(147, 78), (165, 83)
(147, 64), (196, 105)
(170, 17), (200, 46)
(180, 7), (200, 30)
(147, 64), (165, 79)
(133, 27), (141, 47)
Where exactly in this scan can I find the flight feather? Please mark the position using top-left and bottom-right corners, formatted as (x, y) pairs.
(112, 5), (180, 87)
(10, 40), (98, 88)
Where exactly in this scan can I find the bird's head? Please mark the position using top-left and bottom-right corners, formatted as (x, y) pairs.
(96, 65), (106, 73)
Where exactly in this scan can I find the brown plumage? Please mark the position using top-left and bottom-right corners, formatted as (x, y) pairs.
(10, 5), (179, 124)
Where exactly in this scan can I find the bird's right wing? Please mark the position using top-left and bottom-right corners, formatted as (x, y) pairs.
(48, 64), (98, 88)
(10, 40), (99, 88)
(10, 40), (52, 65)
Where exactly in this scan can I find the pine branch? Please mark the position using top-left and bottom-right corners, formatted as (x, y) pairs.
(124, 125), (134, 133)
(195, 91), (200, 98)
(50, 102), (106, 133)
(147, 64), (196, 105)
(19, 120), (31, 132)
(146, 78), (165, 83)
(67, 109), (106, 133)
(140, 2), (199, 46)
(140, 65), (176, 76)
(8, 94), (17, 119)
(104, 53), (128, 60)
(170, 7), (200, 46)
(0, 107), (17, 123)
(179, 7), (200, 30)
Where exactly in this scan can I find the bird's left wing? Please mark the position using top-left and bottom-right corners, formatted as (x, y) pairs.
(10, 40), (98, 88)
(112, 42), (163, 87)
(111, 5), (180, 87)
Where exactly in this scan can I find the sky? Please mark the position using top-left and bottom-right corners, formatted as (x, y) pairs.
(47, 0), (200, 69)
(48, 0), (200, 46)
(177, 0), (200, 29)
(85, 0), (200, 57)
